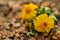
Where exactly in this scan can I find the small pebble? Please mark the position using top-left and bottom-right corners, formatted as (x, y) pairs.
(52, 36), (57, 40)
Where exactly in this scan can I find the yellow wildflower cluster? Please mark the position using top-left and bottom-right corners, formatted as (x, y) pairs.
(22, 3), (55, 33)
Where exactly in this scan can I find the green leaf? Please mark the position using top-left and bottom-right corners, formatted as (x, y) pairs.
(45, 7), (52, 15)
(50, 14), (58, 21)
(36, 7), (52, 16)
(36, 7), (45, 16)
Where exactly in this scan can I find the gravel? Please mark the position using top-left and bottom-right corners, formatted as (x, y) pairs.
(0, 0), (59, 40)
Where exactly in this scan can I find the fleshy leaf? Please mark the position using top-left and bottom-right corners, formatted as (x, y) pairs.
(50, 14), (58, 21)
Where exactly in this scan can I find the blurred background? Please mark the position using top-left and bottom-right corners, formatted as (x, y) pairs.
(0, 0), (60, 40)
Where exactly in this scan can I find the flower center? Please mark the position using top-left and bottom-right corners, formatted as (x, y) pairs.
(25, 6), (31, 13)
(44, 23), (47, 26)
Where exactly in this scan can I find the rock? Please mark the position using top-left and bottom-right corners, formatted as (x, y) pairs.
(52, 36), (57, 40)
(13, 23), (20, 28)
(56, 31), (60, 38)
(8, 1), (14, 8)
(15, 33), (19, 37)
(41, 1), (50, 7)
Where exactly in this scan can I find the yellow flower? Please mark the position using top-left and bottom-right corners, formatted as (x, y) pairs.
(22, 3), (38, 19)
(34, 14), (54, 33)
